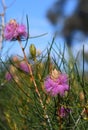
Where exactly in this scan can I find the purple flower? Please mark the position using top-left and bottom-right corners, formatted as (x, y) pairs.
(59, 106), (71, 118)
(44, 69), (69, 97)
(17, 24), (27, 37)
(4, 19), (27, 41)
(5, 72), (12, 81)
(19, 61), (30, 73)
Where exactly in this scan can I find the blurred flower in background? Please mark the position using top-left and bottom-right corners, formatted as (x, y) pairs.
(19, 61), (30, 73)
(5, 72), (12, 81)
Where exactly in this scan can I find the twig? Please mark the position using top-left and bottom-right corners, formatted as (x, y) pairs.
(18, 40), (53, 130)
(0, 0), (6, 49)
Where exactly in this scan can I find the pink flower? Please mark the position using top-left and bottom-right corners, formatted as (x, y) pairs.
(4, 19), (27, 41)
(59, 106), (71, 118)
(5, 72), (12, 81)
(17, 24), (27, 37)
(19, 61), (30, 73)
(44, 69), (69, 97)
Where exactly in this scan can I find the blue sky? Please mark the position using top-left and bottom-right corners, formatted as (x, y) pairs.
(1, 0), (80, 60)
(1, 0), (56, 59)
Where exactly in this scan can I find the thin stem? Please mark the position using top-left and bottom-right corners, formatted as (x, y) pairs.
(18, 40), (53, 130)
(58, 95), (62, 130)
(81, 45), (87, 103)
(72, 108), (85, 130)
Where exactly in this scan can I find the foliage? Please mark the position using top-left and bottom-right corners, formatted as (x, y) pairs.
(0, 36), (88, 130)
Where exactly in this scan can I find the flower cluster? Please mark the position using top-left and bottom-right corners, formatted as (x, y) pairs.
(4, 19), (27, 41)
(44, 69), (69, 97)
(5, 56), (30, 82)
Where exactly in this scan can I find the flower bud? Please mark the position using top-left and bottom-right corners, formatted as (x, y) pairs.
(29, 44), (36, 59)
(50, 69), (60, 80)
(12, 56), (19, 62)
(5, 72), (12, 81)
(79, 91), (85, 101)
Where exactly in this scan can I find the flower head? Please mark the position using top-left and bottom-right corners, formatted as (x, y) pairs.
(4, 19), (27, 41)
(5, 72), (12, 81)
(44, 69), (69, 97)
(59, 106), (71, 118)
(19, 61), (30, 73)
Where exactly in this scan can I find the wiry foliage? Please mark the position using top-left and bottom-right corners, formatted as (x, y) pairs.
(0, 39), (88, 130)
